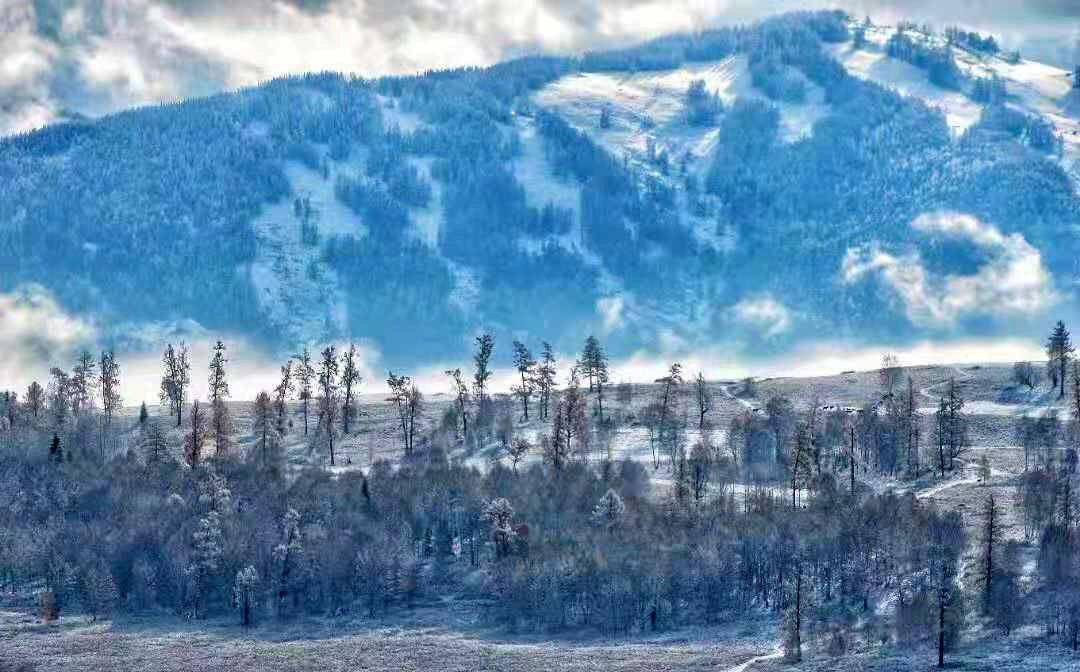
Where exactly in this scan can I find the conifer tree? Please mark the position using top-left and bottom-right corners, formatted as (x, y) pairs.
(1047, 321), (1074, 399)
(511, 340), (536, 421)
(340, 344), (362, 435)
(293, 348), (315, 435)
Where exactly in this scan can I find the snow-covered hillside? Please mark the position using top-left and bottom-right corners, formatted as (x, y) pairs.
(828, 23), (1080, 181)
(533, 55), (829, 182)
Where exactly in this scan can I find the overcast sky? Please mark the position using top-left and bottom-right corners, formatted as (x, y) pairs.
(2, 0), (1078, 136)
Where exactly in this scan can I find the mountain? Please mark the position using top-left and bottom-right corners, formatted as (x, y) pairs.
(1, 10), (1078, 368)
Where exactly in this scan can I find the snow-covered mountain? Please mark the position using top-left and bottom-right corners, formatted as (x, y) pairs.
(1, 11), (1077, 367)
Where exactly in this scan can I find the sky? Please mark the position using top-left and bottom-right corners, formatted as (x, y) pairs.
(2, 0), (1078, 136)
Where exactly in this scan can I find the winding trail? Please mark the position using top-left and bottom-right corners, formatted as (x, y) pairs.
(723, 644), (783, 672)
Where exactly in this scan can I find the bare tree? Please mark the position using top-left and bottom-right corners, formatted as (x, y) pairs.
(694, 371), (712, 429)
(159, 342), (191, 427)
(185, 399), (208, 469)
(445, 368), (470, 440)
(388, 372), (422, 455)
(317, 346), (340, 465)
(879, 353), (901, 396)
(273, 359), (294, 433)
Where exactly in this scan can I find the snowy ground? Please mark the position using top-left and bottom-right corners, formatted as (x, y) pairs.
(0, 609), (777, 672)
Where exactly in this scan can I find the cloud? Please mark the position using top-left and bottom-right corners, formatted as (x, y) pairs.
(842, 212), (1059, 327)
(3, 0), (1077, 135)
(596, 295), (626, 334)
(732, 295), (792, 338)
(0, 284), (97, 386)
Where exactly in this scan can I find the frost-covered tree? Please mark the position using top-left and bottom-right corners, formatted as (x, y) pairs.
(483, 498), (516, 559)
(252, 391), (281, 471)
(273, 508), (304, 616)
(273, 359), (294, 434)
(591, 489), (626, 530)
(25, 381), (44, 420)
(294, 347), (315, 435)
(233, 565), (259, 626)
(141, 419), (170, 467)
(445, 368), (470, 440)
(189, 511), (223, 619)
(340, 344), (362, 435)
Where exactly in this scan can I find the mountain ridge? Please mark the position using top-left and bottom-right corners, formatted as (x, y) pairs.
(1, 10), (1077, 369)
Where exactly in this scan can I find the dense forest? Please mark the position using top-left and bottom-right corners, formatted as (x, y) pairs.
(1, 11), (1076, 365)
(4, 323), (1080, 667)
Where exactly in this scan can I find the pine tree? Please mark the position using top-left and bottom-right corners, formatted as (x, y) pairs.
(185, 400), (208, 469)
(445, 368), (470, 440)
(536, 342), (558, 421)
(511, 340), (536, 421)
(99, 351), (121, 430)
(293, 348), (314, 435)
(1047, 321), (1074, 399)
(273, 359), (294, 434)
(71, 350), (97, 416)
(340, 344), (362, 435)
(141, 419), (169, 467)
(252, 391), (280, 471)
(207, 341), (232, 457)
(472, 333), (494, 410)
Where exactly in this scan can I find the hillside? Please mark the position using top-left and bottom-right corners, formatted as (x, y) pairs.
(1, 11), (1077, 370)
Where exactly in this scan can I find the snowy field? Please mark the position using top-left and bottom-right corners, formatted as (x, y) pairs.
(0, 609), (777, 672)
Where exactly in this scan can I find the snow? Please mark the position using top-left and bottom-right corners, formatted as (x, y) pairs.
(533, 55), (829, 182)
(828, 31), (983, 136)
(249, 158), (358, 347)
(830, 23), (1080, 181)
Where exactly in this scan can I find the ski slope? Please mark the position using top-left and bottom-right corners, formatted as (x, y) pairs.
(532, 55), (829, 182)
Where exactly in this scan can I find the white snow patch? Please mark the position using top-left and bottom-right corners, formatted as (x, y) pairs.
(249, 158), (358, 346)
(533, 55), (829, 182)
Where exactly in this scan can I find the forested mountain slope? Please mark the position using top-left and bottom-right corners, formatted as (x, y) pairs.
(1, 11), (1077, 365)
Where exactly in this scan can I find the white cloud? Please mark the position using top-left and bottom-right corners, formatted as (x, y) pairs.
(5, 0), (1075, 135)
(842, 212), (1059, 327)
(732, 295), (792, 338)
(0, 284), (97, 386)
(596, 295), (626, 334)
